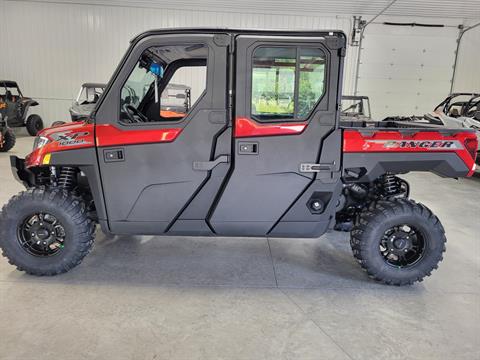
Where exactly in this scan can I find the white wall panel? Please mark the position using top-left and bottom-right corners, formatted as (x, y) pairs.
(453, 24), (480, 93)
(0, 0), (353, 125)
(22, 0), (480, 20)
(0, 1), (474, 125)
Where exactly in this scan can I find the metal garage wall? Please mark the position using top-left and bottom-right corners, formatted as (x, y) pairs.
(453, 24), (480, 93)
(357, 19), (460, 119)
(0, 1), (472, 125)
(0, 0), (353, 125)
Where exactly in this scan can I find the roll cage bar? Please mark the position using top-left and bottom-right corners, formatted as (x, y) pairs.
(436, 93), (480, 116)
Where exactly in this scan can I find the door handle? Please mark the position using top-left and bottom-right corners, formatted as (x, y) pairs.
(238, 142), (258, 155)
(299, 162), (335, 173)
(104, 148), (125, 162)
(193, 155), (229, 171)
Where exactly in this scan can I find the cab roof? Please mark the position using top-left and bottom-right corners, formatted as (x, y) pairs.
(131, 27), (346, 44)
(0, 80), (18, 88)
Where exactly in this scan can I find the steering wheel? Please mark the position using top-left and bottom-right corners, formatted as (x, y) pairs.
(123, 104), (148, 123)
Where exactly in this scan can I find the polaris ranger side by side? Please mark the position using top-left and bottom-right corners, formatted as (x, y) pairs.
(1, 29), (478, 285)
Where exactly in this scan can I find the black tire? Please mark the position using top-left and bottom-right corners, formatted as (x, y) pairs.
(51, 121), (66, 127)
(0, 187), (95, 276)
(0, 129), (16, 152)
(26, 114), (43, 136)
(350, 199), (446, 285)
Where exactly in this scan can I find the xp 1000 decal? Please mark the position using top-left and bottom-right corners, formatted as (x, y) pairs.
(49, 131), (92, 147)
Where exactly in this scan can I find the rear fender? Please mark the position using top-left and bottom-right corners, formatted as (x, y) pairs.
(342, 129), (478, 182)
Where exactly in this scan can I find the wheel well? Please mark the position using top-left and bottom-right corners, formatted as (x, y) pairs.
(28, 165), (98, 221)
(335, 174), (410, 231)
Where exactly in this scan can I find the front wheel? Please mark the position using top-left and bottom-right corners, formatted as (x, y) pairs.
(0, 188), (95, 275)
(350, 199), (446, 285)
(26, 114), (43, 136)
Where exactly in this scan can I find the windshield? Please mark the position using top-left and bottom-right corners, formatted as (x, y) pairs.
(0, 86), (20, 97)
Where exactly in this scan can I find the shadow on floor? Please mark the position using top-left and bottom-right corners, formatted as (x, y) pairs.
(2, 230), (405, 290)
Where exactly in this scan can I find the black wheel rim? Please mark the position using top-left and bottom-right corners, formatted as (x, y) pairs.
(17, 213), (66, 257)
(379, 224), (426, 268)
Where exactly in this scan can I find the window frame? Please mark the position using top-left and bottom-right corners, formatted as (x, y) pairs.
(249, 44), (328, 123)
(118, 43), (209, 126)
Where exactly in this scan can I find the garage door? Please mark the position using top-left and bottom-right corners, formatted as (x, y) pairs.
(357, 23), (458, 119)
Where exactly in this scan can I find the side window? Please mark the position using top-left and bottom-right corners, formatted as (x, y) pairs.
(251, 46), (326, 121)
(120, 44), (207, 124)
(160, 65), (206, 119)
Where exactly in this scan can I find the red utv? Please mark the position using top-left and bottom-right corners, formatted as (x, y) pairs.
(0, 29), (477, 285)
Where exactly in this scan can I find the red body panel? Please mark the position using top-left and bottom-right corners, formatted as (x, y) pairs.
(26, 122), (183, 167)
(343, 129), (478, 176)
(234, 117), (307, 138)
(96, 124), (182, 147)
(26, 122), (95, 168)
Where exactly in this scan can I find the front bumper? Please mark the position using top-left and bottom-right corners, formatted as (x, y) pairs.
(10, 156), (34, 188)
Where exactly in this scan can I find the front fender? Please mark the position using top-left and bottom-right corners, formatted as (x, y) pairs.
(23, 99), (39, 107)
(10, 156), (35, 188)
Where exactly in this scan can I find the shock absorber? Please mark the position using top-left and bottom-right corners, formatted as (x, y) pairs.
(58, 167), (77, 190)
(381, 173), (400, 197)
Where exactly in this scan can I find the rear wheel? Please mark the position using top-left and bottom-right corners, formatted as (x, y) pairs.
(0, 188), (95, 275)
(350, 199), (446, 285)
(0, 129), (16, 152)
(26, 114), (43, 136)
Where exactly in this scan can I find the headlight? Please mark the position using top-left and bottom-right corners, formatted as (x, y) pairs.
(33, 136), (50, 150)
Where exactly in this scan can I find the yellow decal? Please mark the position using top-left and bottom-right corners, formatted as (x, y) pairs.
(42, 153), (51, 165)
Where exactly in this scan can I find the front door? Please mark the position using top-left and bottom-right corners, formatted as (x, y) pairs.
(95, 33), (231, 235)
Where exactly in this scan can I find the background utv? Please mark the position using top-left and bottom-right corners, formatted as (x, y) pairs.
(0, 80), (43, 136)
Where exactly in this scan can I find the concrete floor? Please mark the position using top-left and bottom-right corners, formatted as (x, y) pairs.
(0, 133), (479, 360)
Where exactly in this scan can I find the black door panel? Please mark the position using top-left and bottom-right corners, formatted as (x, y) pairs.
(95, 34), (231, 234)
(209, 35), (343, 237)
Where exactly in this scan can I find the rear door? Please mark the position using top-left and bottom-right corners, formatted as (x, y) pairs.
(95, 33), (232, 235)
(210, 33), (345, 237)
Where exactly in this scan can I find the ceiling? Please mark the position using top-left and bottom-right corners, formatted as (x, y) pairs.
(15, 0), (480, 20)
